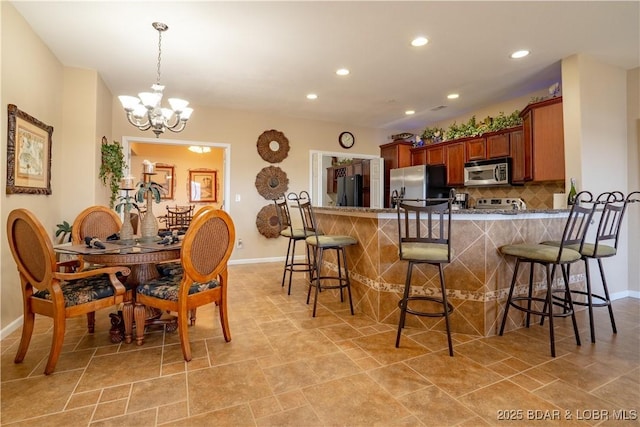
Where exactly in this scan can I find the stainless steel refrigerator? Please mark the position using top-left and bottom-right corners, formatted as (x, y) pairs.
(389, 165), (448, 206)
(336, 174), (363, 207)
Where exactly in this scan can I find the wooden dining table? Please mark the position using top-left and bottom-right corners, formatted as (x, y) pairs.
(56, 239), (181, 344)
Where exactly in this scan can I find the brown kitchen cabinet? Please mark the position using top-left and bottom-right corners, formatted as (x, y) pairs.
(486, 132), (511, 158)
(509, 128), (529, 183)
(520, 97), (565, 181)
(426, 145), (445, 165)
(445, 142), (465, 186)
(465, 138), (486, 162)
(380, 140), (413, 207)
(410, 146), (426, 165)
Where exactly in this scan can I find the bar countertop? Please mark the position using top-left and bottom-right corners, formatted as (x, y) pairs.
(314, 205), (569, 216)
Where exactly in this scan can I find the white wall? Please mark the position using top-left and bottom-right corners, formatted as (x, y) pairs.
(562, 54), (632, 297)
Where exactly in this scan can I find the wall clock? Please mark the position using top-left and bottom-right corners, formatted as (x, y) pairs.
(339, 131), (355, 149)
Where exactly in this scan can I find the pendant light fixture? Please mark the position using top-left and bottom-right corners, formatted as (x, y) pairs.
(118, 22), (193, 137)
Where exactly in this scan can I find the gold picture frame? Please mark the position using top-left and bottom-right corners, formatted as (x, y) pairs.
(6, 104), (53, 195)
(155, 163), (175, 200)
(189, 169), (217, 203)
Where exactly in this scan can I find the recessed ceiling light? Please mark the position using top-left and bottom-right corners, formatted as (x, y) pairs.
(306, 93), (318, 100)
(411, 36), (429, 47)
(447, 93), (459, 99)
(336, 68), (350, 76)
(405, 110), (415, 115)
(510, 50), (530, 59)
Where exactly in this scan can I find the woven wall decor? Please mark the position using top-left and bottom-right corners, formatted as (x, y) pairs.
(256, 129), (290, 163)
(255, 166), (289, 200)
(255, 204), (282, 239)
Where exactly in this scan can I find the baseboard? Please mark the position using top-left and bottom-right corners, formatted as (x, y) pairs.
(611, 289), (640, 300)
(1, 315), (23, 341)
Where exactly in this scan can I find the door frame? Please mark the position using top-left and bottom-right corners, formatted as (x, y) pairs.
(121, 136), (231, 213)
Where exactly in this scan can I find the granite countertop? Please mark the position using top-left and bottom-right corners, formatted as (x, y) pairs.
(314, 206), (569, 215)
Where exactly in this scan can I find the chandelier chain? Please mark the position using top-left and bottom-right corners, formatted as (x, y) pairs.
(156, 29), (162, 86)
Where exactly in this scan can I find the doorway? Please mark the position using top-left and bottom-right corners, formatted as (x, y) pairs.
(122, 136), (231, 213)
(309, 150), (384, 208)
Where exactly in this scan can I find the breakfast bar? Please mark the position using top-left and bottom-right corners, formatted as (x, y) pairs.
(313, 206), (583, 337)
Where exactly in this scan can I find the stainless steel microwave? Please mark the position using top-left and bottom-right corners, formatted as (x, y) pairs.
(464, 157), (511, 186)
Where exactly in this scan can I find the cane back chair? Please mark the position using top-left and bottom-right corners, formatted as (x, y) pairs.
(135, 208), (235, 361)
(7, 208), (130, 374)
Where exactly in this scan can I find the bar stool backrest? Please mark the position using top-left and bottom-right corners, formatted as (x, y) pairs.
(394, 189), (454, 263)
(559, 190), (598, 259)
(273, 194), (293, 234)
(590, 191), (626, 254)
(290, 191), (318, 239)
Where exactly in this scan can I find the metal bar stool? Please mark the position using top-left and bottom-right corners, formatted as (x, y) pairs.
(394, 189), (456, 356)
(542, 190), (639, 342)
(273, 193), (313, 295)
(499, 191), (597, 357)
(291, 191), (356, 317)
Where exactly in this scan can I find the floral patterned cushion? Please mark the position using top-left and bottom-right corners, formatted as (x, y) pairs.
(33, 275), (116, 307)
(156, 261), (183, 277)
(136, 275), (219, 301)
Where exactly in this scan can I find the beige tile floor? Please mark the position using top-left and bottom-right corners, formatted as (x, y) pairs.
(1, 262), (639, 426)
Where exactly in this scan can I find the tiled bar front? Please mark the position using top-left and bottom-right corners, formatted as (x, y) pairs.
(313, 207), (584, 337)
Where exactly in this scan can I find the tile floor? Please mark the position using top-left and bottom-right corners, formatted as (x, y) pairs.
(1, 262), (639, 426)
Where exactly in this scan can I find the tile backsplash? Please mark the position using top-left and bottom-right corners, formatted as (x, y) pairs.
(454, 180), (565, 209)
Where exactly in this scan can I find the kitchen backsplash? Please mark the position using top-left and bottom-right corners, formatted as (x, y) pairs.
(454, 180), (565, 209)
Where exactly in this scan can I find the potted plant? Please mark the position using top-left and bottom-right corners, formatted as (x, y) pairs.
(99, 138), (125, 209)
(55, 221), (73, 244)
(420, 126), (445, 144)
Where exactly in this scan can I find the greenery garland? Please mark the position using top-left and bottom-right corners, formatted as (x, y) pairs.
(99, 138), (125, 208)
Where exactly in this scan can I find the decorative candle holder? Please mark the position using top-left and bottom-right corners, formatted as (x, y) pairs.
(138, 172), (160, 242)
(119, 187), (135, 241)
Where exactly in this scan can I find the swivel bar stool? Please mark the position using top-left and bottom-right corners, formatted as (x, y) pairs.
(394, 189), (456, 356)
(541, 191), (625, 343)
(543, 190), (639, 343)
(273, 193), (313, 295)
(291, 191), (356, 317)
(499, 191), (596, 357)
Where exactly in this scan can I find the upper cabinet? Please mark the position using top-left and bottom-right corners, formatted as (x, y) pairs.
(380, 140), (413, 207)
(520, 96), (565, 182)
(381, 97), (564, 191)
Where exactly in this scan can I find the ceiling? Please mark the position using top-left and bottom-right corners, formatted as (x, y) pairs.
(11, 1), (640, 134)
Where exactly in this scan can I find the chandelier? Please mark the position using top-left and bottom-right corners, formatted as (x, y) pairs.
(118, 22), (193, 137)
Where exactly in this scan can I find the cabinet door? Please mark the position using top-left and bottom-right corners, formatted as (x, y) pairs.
(532, 101), (565, 181)
(426, 146), (445, 165)
(509, 129), (529, 183)
(465, 138), (486, 162)
(326, 167), (336, 193)
(411, 147), (426, 165)
(445, 142), (465, 186)
(487, 133), (510, 158)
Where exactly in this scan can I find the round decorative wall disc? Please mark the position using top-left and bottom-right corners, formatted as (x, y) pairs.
(255, 166), (289, 200)
(256, 129), (290, 163)
(255, 204), (281, 239)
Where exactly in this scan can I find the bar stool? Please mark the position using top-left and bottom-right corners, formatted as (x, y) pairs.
(273, 193), (313, 295)
(394, 190), (456, 356)
(499, 191), (597, 357)
(543, 190), (638, 343)
(291, 191), (356, 317)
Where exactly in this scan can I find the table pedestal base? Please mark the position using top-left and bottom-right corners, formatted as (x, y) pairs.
(109, 303), (177, 344)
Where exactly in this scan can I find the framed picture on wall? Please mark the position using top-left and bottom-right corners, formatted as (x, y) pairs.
(189, 169), (217, 203)
(6, 104), (54, 195)
(155, 163), (174, 200)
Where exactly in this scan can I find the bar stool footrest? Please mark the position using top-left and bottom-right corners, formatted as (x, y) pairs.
(399, 296), (454, 318)
(509, 296), (574, 318)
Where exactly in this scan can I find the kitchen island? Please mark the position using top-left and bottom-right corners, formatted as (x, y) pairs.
(313, 206), (583, 337)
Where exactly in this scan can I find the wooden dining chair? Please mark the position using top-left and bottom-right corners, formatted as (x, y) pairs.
(135, 208), (235, 361)
(71, 205), (126, 332)
(7, 209), (130, 374)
